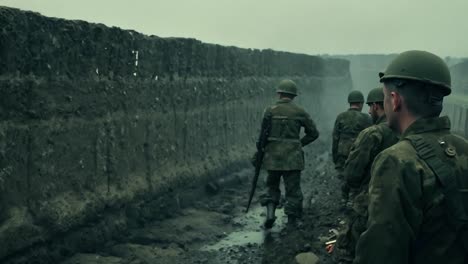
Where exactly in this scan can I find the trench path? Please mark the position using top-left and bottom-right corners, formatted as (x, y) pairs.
(61, 143), (344, 264)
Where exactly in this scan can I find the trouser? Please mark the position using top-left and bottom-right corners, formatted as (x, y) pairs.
(334, 156), (347, 179)
(334, 212), (367, 263)
(334, 192), (369, 263)
(260, 170), (303, 218)
(336, 168), (349, 200)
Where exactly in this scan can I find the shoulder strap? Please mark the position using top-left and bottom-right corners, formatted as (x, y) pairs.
(407, 134), (468, 252)
(406, 135), (468, 226)
(407, 136), (456, 190)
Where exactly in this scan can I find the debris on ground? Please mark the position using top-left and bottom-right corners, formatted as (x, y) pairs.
(60, 145), (345, 264)
(295, 252), (320, 264)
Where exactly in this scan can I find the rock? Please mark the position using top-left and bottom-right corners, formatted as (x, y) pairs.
(295, 252), (319, 264)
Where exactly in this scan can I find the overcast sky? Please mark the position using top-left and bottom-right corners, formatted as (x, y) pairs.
(1, 0), (468, 57)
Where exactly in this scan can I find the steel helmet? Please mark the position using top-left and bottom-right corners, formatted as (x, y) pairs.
(348, 90), (364, 103)
(366, 87), (384, 104)
(276, 80), (298, 96)
(379, 50), (451, 96)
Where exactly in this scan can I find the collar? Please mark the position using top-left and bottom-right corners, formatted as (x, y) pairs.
(375, 114), (387, 125)
(277, 98), (293, 104)
(401, 116), (451, 138)
(348, 108), (361, 112)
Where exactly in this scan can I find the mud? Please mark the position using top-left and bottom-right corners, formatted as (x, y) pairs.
(58, 141), (344, 264)
(0, 8), (355, 260)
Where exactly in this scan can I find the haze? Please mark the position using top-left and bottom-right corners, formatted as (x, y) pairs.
(1, 0), (468, 57)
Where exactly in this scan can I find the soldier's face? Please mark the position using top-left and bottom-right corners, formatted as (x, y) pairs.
(383, 85), (398, 130)
(368, 103), (378, 123)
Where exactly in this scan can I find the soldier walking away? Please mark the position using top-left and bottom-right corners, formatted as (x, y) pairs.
(354, 50), (468, 264)
(253, 79), (319, 229)
(332, 90), (372, 204)
(333, 87), (399, 263)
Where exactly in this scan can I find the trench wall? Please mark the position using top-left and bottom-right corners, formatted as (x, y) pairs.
(443, 96), (468, 138)
(0, 7), (351, 260)
(450, 60), (468, 96)
(447, 60), (468, 138)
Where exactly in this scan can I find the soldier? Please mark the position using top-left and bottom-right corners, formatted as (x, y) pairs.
(354, 50), (468, 264)
(333, 87), (399, 263)
(332, 90), (372, 202)
(345, 87), (400, 203)
(256, 79), (319, 229)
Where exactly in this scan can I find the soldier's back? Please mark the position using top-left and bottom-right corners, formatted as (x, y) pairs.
(345, 119), (399, 190)
(406, 130), (468, 264)
(333, 109), (372, 168)
(336, 109), (372, 137)
(263, 99), (313, 171)
(356, 116), (468, 264)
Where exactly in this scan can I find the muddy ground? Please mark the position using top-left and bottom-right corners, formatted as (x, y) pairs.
(60, 144), (345, 264)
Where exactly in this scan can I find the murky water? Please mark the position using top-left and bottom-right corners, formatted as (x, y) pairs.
(202, 205), (286, 251)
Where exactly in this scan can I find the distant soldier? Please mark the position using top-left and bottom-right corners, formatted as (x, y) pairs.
(354, 50), (468, 264)
(332, 90), (372, 202)
(255, 80), (319, 229)
(333, 87), (399, 263)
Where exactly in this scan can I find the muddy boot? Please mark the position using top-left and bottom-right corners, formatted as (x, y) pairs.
(263, 203), (277, 229)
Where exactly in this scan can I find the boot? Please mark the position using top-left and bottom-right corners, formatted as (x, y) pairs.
(287, 215), (304, 229)
(264, 203), (277, 229)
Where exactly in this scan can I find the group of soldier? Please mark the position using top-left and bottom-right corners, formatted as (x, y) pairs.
(252, 50), (468, 264)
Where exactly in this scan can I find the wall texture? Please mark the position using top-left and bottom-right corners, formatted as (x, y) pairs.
(0, 7), (352, 261)
(447, 61), (468, 138)
(443, 96), (468, 138)
(450, 60), (468, 96)
(331, 54), (397, 93)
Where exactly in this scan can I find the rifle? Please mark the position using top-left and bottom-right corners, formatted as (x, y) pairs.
(245, 112), (272, 213)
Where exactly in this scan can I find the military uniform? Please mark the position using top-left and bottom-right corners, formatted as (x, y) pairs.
(354, 117), (468, 264)
(334, 114), (399, 262)
(260, 97), (319, 218)
(345, 115), (399, 192)
(332, 105), (372, 173)
(354, 50), (468, 264)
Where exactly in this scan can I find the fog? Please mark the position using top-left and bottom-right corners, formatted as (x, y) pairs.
(1, 0), (468, 57)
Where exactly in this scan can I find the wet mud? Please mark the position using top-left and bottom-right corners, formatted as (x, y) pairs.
(60, 142), (345, 264)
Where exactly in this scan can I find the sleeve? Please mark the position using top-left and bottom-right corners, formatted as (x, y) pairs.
(344, 129), (381, 189)
(256, 107), (272, 150)
(332, 117), (340, 163)
(353, 152), (422, 264)
(300, 112), (319, 147)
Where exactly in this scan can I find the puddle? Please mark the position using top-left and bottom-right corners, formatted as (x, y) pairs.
(203, 205), (286, 251)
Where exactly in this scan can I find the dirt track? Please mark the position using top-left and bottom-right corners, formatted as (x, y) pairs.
(61, 142), (345, 264)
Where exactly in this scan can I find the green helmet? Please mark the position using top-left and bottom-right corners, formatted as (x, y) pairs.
(276, 79), (298, 96)
(348, 90), (364, 103)
(366, 87), (384, 104)
(379, 50), (451, 96)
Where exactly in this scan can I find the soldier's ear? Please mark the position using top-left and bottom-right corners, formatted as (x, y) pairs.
(391, 91), (402, 112)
